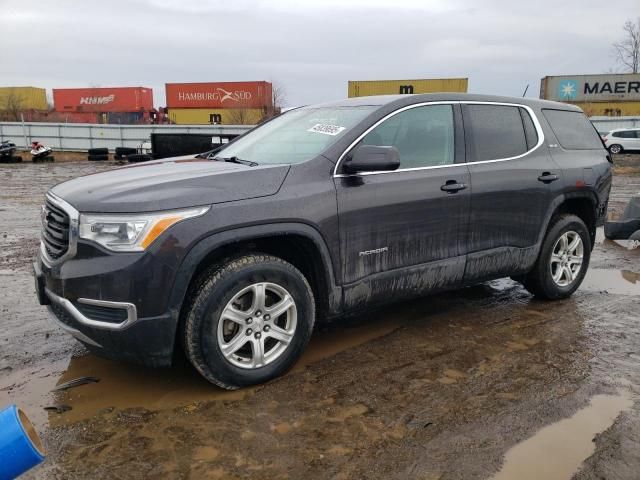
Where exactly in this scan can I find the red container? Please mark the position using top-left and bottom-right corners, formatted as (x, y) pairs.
(165, 82), (272, 109)
(53, 87), (153, 113)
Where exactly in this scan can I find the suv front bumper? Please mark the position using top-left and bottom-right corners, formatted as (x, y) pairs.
(34, 259), (178, 367)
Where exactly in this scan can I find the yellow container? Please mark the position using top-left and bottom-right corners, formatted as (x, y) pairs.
(168, 108), (265, 125)
(0, 87), (48, 111)
(348, 78), (468, 97)
(564, 101), (640, 117)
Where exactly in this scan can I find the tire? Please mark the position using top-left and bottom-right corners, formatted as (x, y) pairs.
(183, 254), (315, 389)
(126, 153), (152, 163)
(0, 155), (21, 163)
(87, 154), (109, 161)
(608, 144), (623, 154)
(521, 214), (591, 300)
(88, 147), (108, 155)
(114, 147), (136, 159)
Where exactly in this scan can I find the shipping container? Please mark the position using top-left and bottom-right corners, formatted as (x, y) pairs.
(540, 74), (640, 103)
(53, 87), (153, 113)
(0, 87), (48, 110)
(167, 108), (265, 125)
(48, 112), (99, 123)
(348, 78), (468, 97)
(105, 112), (145, 124)
(563, 101), (640, 117)
(165, 82), (272, 109)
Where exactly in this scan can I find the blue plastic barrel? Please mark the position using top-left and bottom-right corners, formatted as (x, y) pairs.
(0, 405), (45, 480)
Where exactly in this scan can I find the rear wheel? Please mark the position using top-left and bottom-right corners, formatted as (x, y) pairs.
(608, 144), (623, 154)
(183, 255), (315, 389)
(521, 214), (591, 299)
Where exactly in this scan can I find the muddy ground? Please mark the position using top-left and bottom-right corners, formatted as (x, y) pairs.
(0, 157), (639, 479)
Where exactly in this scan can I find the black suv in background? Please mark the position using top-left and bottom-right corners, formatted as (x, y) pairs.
(34, 94), (611, 389)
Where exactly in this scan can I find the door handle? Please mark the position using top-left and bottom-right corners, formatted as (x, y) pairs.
(440, 180), (467, 193)
(537, 172), (559, 183)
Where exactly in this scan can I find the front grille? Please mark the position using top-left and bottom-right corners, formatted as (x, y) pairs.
(42, 199), (70, 260)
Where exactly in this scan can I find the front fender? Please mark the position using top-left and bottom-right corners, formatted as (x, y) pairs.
(166, 222), (342, 321)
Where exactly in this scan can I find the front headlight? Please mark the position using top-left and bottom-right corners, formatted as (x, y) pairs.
(79, 206), (209, 252)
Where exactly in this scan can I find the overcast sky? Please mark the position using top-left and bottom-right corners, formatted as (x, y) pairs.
(1, 0), (638, 107)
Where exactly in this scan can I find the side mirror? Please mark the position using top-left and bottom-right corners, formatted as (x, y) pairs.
(342, 145), (400, 174)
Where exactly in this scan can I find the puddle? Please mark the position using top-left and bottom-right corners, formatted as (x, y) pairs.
(49, 317), (401, 423)
(492, 391), (634, 480)
(581, 269), (640, 295)
(0, 359), (68, 428)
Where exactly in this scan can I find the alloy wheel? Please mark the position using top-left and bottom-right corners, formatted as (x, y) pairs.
(549, 230), (584, 287)
(217, 282), (297, 369)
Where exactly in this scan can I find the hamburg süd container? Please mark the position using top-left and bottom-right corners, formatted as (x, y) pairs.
(165, 82), (273, 109)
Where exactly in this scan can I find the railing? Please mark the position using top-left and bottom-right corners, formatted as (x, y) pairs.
(2, 116), (639, 152)
(0, 122), (253, 151)
(590, 116), (640, 132)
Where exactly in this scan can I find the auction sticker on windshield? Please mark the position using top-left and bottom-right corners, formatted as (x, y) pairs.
(307, 124), (346, 136)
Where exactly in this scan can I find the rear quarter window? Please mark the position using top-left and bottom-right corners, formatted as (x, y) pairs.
(465, 104), (528, 161)
(542, 109), (603, 150)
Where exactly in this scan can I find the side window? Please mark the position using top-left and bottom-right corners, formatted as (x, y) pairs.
(615, 130), (635, 138)
(520, 108), (539, 150)
(466, 105), (528, 161)
(541, 109), (603, 150)
(360, 105), (454, 168)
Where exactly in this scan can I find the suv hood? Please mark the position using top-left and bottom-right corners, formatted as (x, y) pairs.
(51, 156), (290, 213)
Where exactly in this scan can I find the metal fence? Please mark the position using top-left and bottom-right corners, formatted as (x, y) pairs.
(590, 116), (640, 132)
(0, 122), (253, 151)
(2, 116), (640, 152)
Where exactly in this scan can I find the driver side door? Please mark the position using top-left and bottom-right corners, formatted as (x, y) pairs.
(333, 103), (470, 311)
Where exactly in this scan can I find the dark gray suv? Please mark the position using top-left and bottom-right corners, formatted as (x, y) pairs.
(34, 94), (611, 388)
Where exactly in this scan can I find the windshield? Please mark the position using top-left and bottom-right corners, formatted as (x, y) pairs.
(213, 105), (378, 164)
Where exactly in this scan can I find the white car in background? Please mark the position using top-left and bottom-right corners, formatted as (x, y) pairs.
(603, 128), (640, 154)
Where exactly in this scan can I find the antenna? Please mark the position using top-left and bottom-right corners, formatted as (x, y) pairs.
(522, 84), (530, 97)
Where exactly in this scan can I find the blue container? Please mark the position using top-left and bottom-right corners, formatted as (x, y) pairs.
(0, 405), (45, 480)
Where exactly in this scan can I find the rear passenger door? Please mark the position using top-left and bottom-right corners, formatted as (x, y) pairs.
(461, 103), (559, 283)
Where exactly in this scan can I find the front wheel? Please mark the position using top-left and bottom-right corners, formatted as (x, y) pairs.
(521, 214), (591, 299)
(183, 255), (315, 389)
(608, 144), (623, 154)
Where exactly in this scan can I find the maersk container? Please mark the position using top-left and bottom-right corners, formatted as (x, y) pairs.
(348, 78), (468, 97)
(540, 74), (640, 103)
(565, 101), (640, 117)
(165, 82), (273, 109)
(53, 87), (153, 113)
(0, 87), (48, 110)
(168, 108), (265, 125)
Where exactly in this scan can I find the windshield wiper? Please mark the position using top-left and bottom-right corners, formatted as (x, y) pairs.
(212, 156), (258, 167)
